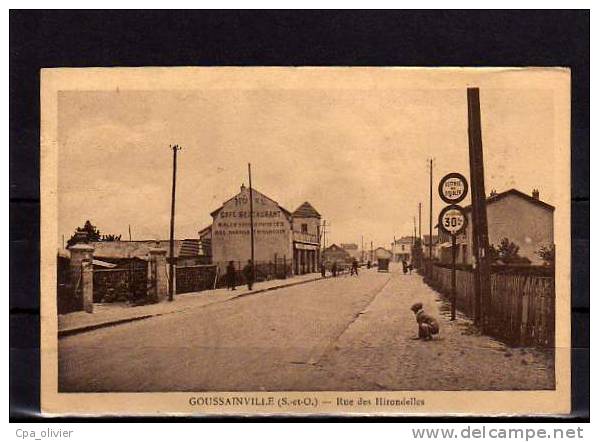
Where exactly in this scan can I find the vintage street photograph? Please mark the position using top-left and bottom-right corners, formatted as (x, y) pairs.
(40, 67), (571, 414)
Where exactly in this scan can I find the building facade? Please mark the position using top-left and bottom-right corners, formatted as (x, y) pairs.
(322, 244), (352, 267)
(438, 189), (554, 265)
(340, 243), (361, 261)
(391, 236), (414, 263)
(202, 185), (322, 275)
(291, 202), (321, 274)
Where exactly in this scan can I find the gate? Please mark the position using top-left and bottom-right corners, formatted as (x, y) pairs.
(93, 259), (149, 304)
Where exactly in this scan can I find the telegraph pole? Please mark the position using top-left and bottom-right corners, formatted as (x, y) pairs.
(418, 202), (422, 240)
(168, 144), (181, 302)
(467, 88), (492, 329)
(361, 235), (364, 263)
(248, 163), (255, 266)
(413, 216), (417, 245)
(128, 224), (132, 242)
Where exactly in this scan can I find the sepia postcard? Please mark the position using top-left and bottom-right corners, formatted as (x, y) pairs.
(40, 67), (571, 416)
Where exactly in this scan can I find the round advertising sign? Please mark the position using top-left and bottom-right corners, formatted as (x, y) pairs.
(438, 172), (469, 204)
(438, 204), (468, 236)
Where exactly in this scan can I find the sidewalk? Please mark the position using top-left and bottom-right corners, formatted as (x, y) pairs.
(58, 273), (323, 337)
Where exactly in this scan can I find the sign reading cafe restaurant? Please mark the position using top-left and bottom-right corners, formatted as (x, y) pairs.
(200, 184), (322, 275)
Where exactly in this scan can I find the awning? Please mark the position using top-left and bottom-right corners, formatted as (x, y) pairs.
(294, 243), (319, 251)
(92, 259), (118, 268)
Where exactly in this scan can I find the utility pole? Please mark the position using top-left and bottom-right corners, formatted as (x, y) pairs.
(370, 241), (373, 263)
(248, 163), (255, 266)
(128, 224), (132, 242)
(413, 216), (417, 245)
(361, 235), (364, 262)
(467, 88), (492, 329)
(168, 144), (181, 302)
(321, 220), (327, 251)
(418, 202), (422, 240)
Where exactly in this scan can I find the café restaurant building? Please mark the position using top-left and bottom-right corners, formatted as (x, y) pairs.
(199, 185), (322, 275)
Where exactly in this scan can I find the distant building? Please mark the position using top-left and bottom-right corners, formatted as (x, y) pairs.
(322, 244), (352, 266)
(340, 243), (361, 261)
(391, 236), (414, 263)
(438, 188), (554, 265)
(201, 185), (322, 275)
(374, 247), (393, 260)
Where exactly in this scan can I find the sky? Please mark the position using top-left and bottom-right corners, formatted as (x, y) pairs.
(57, 82), (556, 250)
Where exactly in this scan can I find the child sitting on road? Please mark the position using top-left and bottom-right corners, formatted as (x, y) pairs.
(410, 302), (440, 341)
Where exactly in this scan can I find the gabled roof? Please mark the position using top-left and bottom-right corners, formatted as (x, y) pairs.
(463, 188), (555, 212)
(324, 243), (351, 255)
(210, 186), (292, 219)
(292, 201), (321, 219)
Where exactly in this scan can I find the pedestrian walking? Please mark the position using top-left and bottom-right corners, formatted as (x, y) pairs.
(226, 261), (237, 291)
(408, 263), (413, 274)
(331, 261), (338, 277)
(402, 259), (408, 274)
(243, 259), (255, 291)
(320, 261), (326, 278)
(410, 302), (440, 341)
(350, 258), (359, 276)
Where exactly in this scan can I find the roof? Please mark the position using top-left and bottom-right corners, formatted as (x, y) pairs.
(92, 259), (117, 268)
(463, 188), (555, 212)
(324, 243), (350, 253)
(198, 225), (212, 237)
(210, 186), (292, 219)
(66, 239), (203, 260)
(292, 201), (321, 219)
(393, 236), (415, 244)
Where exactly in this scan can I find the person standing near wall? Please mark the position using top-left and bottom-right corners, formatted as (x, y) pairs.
(226, 260), (237, 291)
(243, 259), (255, 291)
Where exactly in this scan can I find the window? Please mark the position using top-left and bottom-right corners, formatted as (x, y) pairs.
(301, 223), (308, 233)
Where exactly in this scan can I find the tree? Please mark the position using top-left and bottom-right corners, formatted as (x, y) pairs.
(66, 220), (121, 248)
(101, 234), (122, 242)
(537, 244), (555, 266)
(490, 237), (530, 265)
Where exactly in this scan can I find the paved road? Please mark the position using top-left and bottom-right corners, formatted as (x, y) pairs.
(59, 265), (554, 392)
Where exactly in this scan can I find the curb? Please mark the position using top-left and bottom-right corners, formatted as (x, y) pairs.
(58, 276), (324, 338)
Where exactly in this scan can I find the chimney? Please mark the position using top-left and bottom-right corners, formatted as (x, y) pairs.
(490, 189), (497, 197)
(532, 188), (540, 200)
(240, 183), (246, 192)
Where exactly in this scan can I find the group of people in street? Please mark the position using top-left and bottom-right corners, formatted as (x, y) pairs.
(320, 258), (360, 278)
(225, 259), (255, 291)
(402, 259), (414, 275)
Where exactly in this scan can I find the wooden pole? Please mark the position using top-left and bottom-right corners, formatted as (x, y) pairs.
(451, 233), (457, 321)
(168, 144), (181, 302)
(413, 216), (417, 245)
(418, 202), (422, 240)
(467, 88), (492, 329)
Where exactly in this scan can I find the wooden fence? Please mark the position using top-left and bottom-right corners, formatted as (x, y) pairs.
(426, 264), (555, 347)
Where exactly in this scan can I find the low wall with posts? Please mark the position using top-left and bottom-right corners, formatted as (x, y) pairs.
(423, 262), (555, 347)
